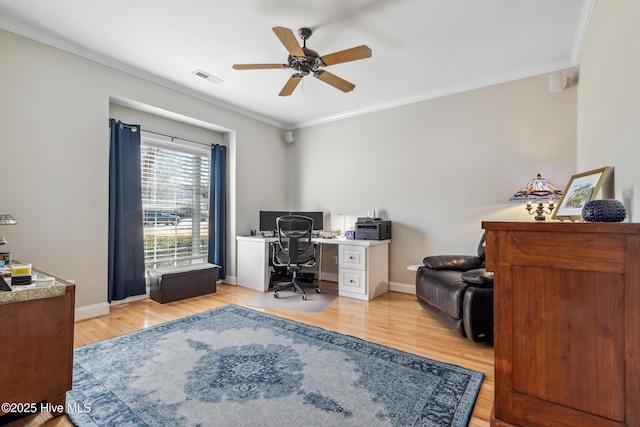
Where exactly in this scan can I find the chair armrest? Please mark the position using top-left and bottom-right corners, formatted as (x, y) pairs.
(462, 285), (494, 342)
(461, 268), (494, 287)
(299, 241), (320, 267)
(422, 255), (482, 271)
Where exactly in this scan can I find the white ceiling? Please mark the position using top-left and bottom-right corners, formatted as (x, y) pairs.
(0, 0), (593, 129)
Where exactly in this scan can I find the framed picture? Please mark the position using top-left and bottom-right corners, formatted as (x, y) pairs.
(552, 167), (611, 221)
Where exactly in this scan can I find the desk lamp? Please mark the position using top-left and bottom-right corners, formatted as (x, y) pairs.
(509, 174), (563, 221)
(0, 212), (17, 245)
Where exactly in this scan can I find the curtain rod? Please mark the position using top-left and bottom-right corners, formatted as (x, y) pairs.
(142, 129), (214, 148)
(111, 120), (224, 147)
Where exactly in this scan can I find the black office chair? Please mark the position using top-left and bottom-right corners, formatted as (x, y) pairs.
(271, 215), (320, 300)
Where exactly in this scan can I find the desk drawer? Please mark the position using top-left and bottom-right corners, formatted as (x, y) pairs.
(339, 268), (366, 295)
(339, 245), (366, 270)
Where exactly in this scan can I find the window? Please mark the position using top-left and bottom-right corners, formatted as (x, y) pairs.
(141, 134), (210, 270)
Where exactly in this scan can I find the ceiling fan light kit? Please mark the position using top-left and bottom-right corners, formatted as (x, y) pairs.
(233, 27), (372, 96)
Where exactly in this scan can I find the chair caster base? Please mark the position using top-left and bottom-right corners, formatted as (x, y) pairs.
(272, 280), (318, 301)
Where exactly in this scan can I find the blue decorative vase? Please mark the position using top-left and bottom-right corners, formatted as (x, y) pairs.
(581, 199), (626, 222)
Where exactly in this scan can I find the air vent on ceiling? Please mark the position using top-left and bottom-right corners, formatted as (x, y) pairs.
(192, 69), (224, 85)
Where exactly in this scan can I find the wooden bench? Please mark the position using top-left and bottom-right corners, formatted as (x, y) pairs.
(148, 263), (219, 304)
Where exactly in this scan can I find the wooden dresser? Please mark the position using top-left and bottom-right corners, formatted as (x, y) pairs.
(483, 221), (640, 427)
(0, 268), (75, 419)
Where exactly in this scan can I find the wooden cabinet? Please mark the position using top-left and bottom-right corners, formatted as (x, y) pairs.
(483, 222), (640, 427)
(0, 273), (75, 418)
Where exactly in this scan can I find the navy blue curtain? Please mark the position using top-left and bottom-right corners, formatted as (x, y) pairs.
(108, 119), (146, 302)
(208, 144), (227, 279)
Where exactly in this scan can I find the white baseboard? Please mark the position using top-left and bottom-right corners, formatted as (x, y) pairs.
(389, 281), (416, 295)
(73, 278), (414, 321)
(222, 275), (237, 285)
(75, 291), (149, 321)
(75, 302), (110, 321)
(319, 272), (338, 283)
(110, 293), (149, 305)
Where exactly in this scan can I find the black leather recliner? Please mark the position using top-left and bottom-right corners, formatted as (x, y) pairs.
(415, 234), (494, 342)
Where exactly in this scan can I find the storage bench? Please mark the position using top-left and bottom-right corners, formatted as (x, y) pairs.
(148, 263), (219, 303)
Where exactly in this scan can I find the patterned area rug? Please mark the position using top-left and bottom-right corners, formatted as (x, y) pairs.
(67, 305), (483, 426)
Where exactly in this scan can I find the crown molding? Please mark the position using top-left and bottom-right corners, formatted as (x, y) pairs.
(293, 58), (578, 129)
(571, 0), (597, 64)
(292, 1), (595, 129)
(2, 2), (594, 132)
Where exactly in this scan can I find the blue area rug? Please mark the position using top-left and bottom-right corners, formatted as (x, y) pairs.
(67, 305), (483, 426)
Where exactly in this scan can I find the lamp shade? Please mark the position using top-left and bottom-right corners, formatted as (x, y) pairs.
(0, 212), (17, 225)
(509, 174), (563, 203)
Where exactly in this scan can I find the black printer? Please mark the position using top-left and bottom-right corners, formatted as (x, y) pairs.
(355, 217), (391, 240)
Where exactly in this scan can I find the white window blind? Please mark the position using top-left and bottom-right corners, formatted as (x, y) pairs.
(141, 135), (210, 270)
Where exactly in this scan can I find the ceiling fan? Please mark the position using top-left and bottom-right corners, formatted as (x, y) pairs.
(233, 27), (372, 96)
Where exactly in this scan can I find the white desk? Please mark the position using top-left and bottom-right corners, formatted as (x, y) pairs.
(236, 236), (390, 301)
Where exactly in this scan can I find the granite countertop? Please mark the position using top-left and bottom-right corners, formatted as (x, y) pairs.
(0, 281), (67, 305)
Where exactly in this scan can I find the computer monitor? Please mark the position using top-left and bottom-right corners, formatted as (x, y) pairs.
(259, 210), (324, 232)
(259, 211), (289, 232)
(292, 211), (324, 231)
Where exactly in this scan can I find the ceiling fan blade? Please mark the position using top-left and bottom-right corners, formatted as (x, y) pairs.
(272, 27), (305, 57)
(314, 70), (355, 93)
(320, 45), (372, 66)
(279, 75), (303, 96)
(232, 63), (285, 70)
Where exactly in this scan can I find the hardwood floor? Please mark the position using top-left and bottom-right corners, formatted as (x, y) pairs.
(6, 283), (494, 427)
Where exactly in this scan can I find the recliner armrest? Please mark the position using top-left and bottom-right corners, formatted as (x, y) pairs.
(462, 285), (494, 342)
(422, 255), (482, 271)
(461, 268), (494, 287)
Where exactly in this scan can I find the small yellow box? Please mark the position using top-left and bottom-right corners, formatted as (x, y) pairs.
(11, 263), (32, 276)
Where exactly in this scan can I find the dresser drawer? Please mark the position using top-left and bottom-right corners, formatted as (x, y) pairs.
(339, 245), (366, 270)
(339, 268), (366, 295)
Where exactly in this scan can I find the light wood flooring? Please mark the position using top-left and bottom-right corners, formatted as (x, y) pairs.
(6, 282), (494, 427)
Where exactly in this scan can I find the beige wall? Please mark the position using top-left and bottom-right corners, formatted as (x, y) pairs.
(291, 74), (577, 287)
(577, 0), (640, 221)
(1, 24), (580, 312)
(109, 104), (225, 145)
(0, 29), (287, 314)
